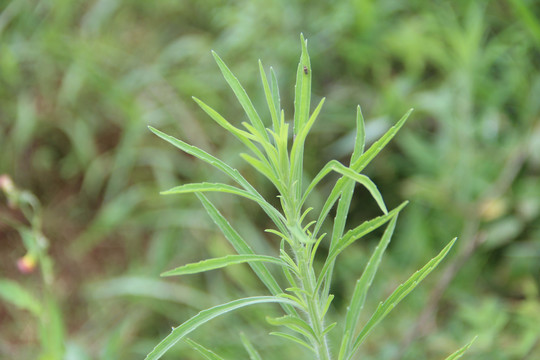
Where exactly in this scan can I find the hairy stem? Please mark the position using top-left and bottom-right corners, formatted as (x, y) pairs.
(298, 246), (332, 360)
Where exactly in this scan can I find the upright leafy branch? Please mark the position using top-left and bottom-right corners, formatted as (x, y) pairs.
(146, 35), (464, 360)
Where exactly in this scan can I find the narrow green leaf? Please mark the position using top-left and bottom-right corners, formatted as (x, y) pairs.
(161, 255), (284, 277)
(351, 109), (413, 173)
(192, 97), (267, 161)
(270, 68), (281, 123)
(279, 250), (300, 274)
(149, 126), (237, 180)
(267, 124), (290, 183)
(277, 293), (306, 309)
(266, 315), (317, 341)
(161, 182), (273, 210)
(290, 97), (325, 209)
(331, 202), (407, 260)
(351, 105), (366, 163)
(293, 33), (311, 136)
(299, 207), (313, 223)
(192, 97), (257, 144)
(443, 336), (477, 360)
(317, 106), (366, 243)
(278, 122), (290, 179)
(240, 333), (263, 360)
(196, 194), (296, 316)
(321, 294), (334, 318)
(321, 180), (355, 297)
(338, 331), (351, 360)
(320, 105), (366, 296)
(240, 121), (280, 172)
(269, 332), (314, 352)
(145, 296), (297, 360)
(184, 338), (226, 360)
(317, 202), (407, 292)
(340, 217), (397, 357)
(330, 184), (355, 250)
(265, 228), (288, 241)
(281, 272), (302, 304)
(291, 33), (312, 201)
(301, 160), (388, 214)
(303, 220), (316, 233)
(240, 153), (281, 188)
(323, 322), (337, 336)
(212, 51), (269, 143)
(312, 177), (348, 238)
(291, 96), (325, 160)
(0, 279), (41, 316)
(310, 232), (327, 268)
(284, 287), (309, 297)
(148, 126), (287, 231)
(316, 108), (405, 298)
(348, 238), (457, 358)
(259, 60), (279, 132)
(313, 110), (409, 239)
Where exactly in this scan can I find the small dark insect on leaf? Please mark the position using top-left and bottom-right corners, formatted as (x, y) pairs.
(303, 66), (308, 75)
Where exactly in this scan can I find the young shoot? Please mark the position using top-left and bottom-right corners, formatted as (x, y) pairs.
(146, 35), (471, 360)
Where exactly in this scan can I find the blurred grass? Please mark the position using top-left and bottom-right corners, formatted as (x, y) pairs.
(0, 0), (539, 359)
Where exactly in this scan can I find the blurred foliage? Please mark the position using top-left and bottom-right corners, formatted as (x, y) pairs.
(0, 0), (539, 359)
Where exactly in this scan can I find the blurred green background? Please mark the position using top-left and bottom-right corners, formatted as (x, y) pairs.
(1, 0), (539, 359)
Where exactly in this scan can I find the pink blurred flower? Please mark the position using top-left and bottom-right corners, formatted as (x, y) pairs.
(17, 254), (37, 274)
(0, 174), (14, 193)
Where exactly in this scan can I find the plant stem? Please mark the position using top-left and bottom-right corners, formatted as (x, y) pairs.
(299, 246), (332, 360)
(283, 177), (332, 359)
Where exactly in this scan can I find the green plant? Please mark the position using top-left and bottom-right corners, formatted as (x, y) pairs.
(145, 35), (468, 360)
(0, 175), (64, 359)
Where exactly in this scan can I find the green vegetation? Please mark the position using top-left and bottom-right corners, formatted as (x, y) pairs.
(1, 1), (539, 359)
(146, 36), (460, 359)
